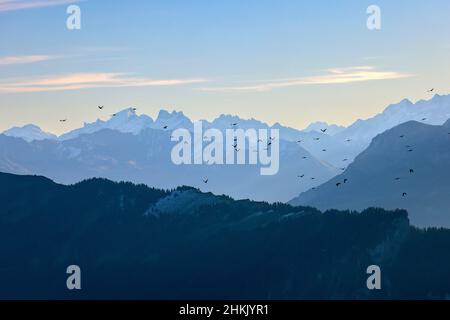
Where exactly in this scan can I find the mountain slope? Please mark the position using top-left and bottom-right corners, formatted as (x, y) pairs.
(1, 172), (450, 299)
(290, 120), (450, 227)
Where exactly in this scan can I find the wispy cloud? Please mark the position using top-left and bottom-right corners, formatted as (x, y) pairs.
(0, 55), (57, 65)
(0, 0), (79, 12)
(0, 72), (208, 93)
(201, 66), (413, 92)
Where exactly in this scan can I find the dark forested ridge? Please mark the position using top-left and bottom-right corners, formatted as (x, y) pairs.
(0, 172), (449, 299)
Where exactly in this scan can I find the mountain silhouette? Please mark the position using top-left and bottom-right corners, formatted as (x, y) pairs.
(1, 171), (450, 299)
(290, 119), (450, 227)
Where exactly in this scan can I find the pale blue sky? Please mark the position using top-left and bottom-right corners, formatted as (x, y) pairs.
(1, 0), (450, 134)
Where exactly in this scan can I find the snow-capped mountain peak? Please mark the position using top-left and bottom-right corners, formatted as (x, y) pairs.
(335, 93), (450, 143)
(2, 124), (57, 142)
(59, 107), (153, 141)
(153, 109), (192, 130)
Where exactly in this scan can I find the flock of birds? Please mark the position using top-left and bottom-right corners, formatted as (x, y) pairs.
(58, 88), (438, 194)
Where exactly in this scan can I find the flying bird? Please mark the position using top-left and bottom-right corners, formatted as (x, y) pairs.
(163, 125), (168, 129)
(409, 169), (414, 174)
(314, 138), (320, 141)
(343, 158), (349, 162)
(402, 192), (408, 197)
(344, 179), (348, 184)
(428, 88), (434, 93)
(336, 182), (341, 187)
(298, 174), (305, 178)
(111, 114), (117, 117)
(421, 118), (427, 121)
(203, 178), (209, 184)
(399, 135), (405, 138)
(59, 119), (67, 122)
(395, 177), (401, 181)
(320, 129), (327, 133)
(98, 106), (104, 110)
(346, 139), (352, 142)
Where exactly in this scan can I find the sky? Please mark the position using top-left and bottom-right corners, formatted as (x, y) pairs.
(1, 0), (450, 135)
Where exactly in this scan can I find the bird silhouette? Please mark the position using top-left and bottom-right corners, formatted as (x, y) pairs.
(314, 138), (320, 141)
(336, 182), (341, 187)
(344, 178), (348, 183)
(343, 158), (349, 162)
(395, 177), (401, 181)
(297, 140), (303, 143)
(59, 119), (67, 122)
(399, 135), (405, 138)
(203, 178), (209, 184)
(163, 125), (168, 129)
(111, 114), (117, 117)
(320, 129), (327, 133)
(98, 106), (104, 110)
(421, 118), (427, 121)
(346, 139), (352, 142)
(428, 88), (434, 93)
(311, 177), (316, 180)
(322, 149), (327, 152)
(298, 174), (305, 178)
(409, 169), (414, 174)
(402, 192), (408, 197)
(302, 156), (308, 159)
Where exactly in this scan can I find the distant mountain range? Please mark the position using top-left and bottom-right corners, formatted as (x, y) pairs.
(1, 93), (449, 210)
(290, 119), (450, 228)
(0, 125), (337, 202)
(3, 94), (449, 166)
(1, 171), (450, 299)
